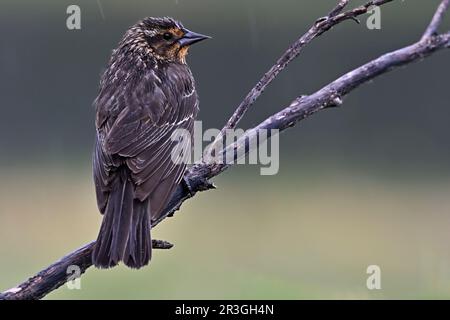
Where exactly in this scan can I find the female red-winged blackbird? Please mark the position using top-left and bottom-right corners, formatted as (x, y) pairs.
(92, 17), (209, 269)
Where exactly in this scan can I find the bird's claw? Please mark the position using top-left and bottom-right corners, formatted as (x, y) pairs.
(182, 176), (196, 197)
(182, 175), (216, 197)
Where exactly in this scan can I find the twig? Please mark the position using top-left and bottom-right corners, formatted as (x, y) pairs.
(327, 0), (351, 18)
(206, 0), (394, 157)
(422, 0), (450, 39)
(1, 0), (449, 300)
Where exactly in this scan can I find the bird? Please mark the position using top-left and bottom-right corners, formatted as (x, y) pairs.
(91, 17), (209, 269)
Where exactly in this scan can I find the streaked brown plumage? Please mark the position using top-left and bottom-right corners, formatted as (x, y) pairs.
(92, 17), (209, 269)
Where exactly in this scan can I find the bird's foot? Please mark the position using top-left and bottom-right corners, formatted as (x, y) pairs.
(182, 176), (196, 197)
(182, 175), (216, 197)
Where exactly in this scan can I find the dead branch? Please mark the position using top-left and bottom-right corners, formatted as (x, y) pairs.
(1, 0), (449, 300)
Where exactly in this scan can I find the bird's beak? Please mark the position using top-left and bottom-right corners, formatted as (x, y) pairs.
(178, 29), (211, 47)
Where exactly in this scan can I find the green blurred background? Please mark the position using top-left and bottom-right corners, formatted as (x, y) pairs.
(1, 0), (450, 299)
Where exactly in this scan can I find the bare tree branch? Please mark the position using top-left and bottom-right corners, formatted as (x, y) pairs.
(213, 0), (394, 140)
(1, 0), (449, 300)
(422, 0), (450, 39)
(203, 0), (394, 159)
(0, 239), (172, 300)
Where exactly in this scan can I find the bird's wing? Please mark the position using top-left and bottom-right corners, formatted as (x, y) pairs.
(94, 68), (198, 221)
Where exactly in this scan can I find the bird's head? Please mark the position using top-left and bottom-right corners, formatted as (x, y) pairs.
(122, 17), (210, 64)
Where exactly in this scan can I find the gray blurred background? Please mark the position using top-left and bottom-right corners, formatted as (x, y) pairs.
(0, 0), (450, 299)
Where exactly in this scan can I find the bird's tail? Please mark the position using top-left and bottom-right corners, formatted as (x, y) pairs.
(92, 168), (152, 269)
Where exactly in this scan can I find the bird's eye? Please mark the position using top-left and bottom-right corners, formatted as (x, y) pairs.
(163, 32), (173, 41)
